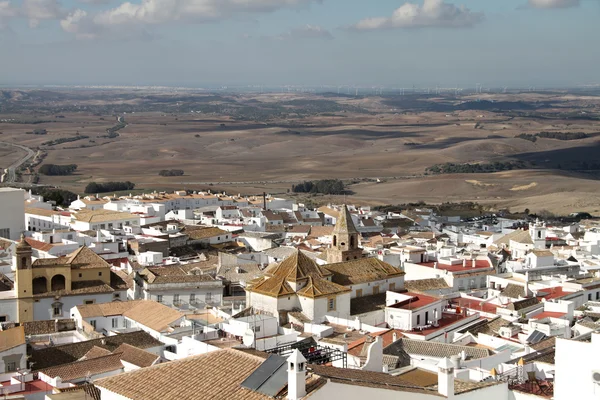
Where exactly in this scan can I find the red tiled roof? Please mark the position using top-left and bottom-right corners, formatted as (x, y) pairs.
(389, 292), (441, 310)
(25, 237), (56, 252)
(407, 313), (483, 336)
(417, 260), (492, 273)
(536, 287), (570, 301)
(347, 329), (404, 357)
(531, 311), (566, 320)
(453, 298), (501, 314)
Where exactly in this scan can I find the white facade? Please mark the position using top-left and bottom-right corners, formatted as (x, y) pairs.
(0, 188), (25, 240)
(555, 333), (600, 400)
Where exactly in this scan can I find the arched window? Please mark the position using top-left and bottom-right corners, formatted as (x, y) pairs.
(33, 276), (48, 294)
(51, 275), (66, 291)
(333, 235), (337, 246)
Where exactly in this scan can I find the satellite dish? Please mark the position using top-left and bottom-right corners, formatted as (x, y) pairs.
(242, 329), (255, 347)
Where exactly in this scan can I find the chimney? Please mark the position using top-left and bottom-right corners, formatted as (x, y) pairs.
(472, 258), (476, 268)
(360, 336), (384, 372)
(287, 349), (307, 400)
(462, 259), (467, 268)
(392, 332), (398, 342)
(433, 262), (438, 269)
(437, 357), (455, 398)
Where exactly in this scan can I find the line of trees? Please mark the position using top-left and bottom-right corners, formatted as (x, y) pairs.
(39, 164), (78, 176)
(31, 188), (77, 207)
(426, 161), (527, 174)
(84, 181), (135, 194)
(159, 169), (184, 176)
(516, 131), (588, 142)
(291, 179), (346, 195)
(42, 135), (88, 146)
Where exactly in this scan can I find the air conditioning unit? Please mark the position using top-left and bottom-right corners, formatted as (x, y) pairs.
(592, 370), (600, 384)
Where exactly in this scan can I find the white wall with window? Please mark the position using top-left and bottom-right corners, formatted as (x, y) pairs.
(36, 291), (126, 321)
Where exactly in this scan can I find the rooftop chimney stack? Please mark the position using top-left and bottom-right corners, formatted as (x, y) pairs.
(437, 357), (455, 398)
(462, 259), (467, 268)
(472, 258), (476, 268)
(287, 349), (307, 400)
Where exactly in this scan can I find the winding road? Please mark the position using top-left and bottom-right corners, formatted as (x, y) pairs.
(0, 141), (35, 183)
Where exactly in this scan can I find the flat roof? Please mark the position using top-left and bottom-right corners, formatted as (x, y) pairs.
(417, 259), (492, 272)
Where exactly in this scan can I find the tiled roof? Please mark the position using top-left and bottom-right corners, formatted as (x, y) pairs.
(347, 329), (404, 357)
(95, 349), (280, 400)
(140, 266), (218, 284)
(265, 249), (332, 282)
(30, 331), (163, 370)
(461, 316), (510, 336)
(24, 237), (57, 252)
(81, 346), (112, 360)
(507, 297), (539, 311)
(501, 283), (526, 299)
(73, 209), (138, 223)
(54, 384), (101, 400)
(185, 226), (230, 240)
(397, 338), (492, 360)
(296, 276), (351, 299)
(308, 226), (333, 238)
(39, 353), (124, 382)
(531, 249), (554, 257)
(25, 207), (61, 217)
(32, 246), (111, 270)
(323, 257), (404, 285)
(247, 276), (295, 298)
(23, 319), (76, 336)
(0, 326), (25, 352)
(494, 230), (533, 246)
(76, 300), (183, 333)
(309, 364), (500, 395)
(317, 206), (339, 219)
(113, 343), (160, 367)
(405, 278), (450, 292)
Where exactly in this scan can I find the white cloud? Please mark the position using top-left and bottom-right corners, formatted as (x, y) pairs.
(527, 0), (580, 8)
(94, 0), (319, 26)
(22, 0), (65, 27)
(351, 0), (484, 30)
(60, 0), (321, 39)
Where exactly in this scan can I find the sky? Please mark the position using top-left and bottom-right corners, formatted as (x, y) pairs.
(0, 0), (598, 87)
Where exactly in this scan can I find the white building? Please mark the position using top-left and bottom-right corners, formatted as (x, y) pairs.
(0, 188), (25, 240)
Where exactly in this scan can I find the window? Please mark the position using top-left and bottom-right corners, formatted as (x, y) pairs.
(157, 295), (163, 303)
(174, 294), (180, 303)
(101, 224), (106, 229)
(254, 325), (261, 332)
(53, 306), (62, 317)
(328, 297), (336, 311)
(417, 315), (421, 325)
(78, 273), (82, 278)
(84, 300), (95, 305)
(98, 272), (102, 276)
(0, 316), (6, 322)
(589, 294), (592, 301)
(597, 292), (599, 300)
(373, 286), (379, 295)
(356, 289), (363, 297)
(112, 318), (118, 328)
(425, 311), (429, 324)
(90, 320), (96, 329)
(114, 293), (121, 299)
(190, 293), (196, 303)
(6, 362), (16, 373)
(206, 293), (212, 302)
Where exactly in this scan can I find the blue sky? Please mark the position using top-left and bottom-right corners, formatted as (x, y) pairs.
(0, 0), (597, 87)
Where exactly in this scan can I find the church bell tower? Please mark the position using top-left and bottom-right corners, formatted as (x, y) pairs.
(14, 234), (34, 322)
(327, 205), (363, 263)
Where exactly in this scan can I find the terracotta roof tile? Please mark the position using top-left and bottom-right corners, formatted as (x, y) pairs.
(113, 343), (160, 367)
(40, 353), (124, 382)
(95, 349), (275, 400)
(324, 257), (404, 285)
